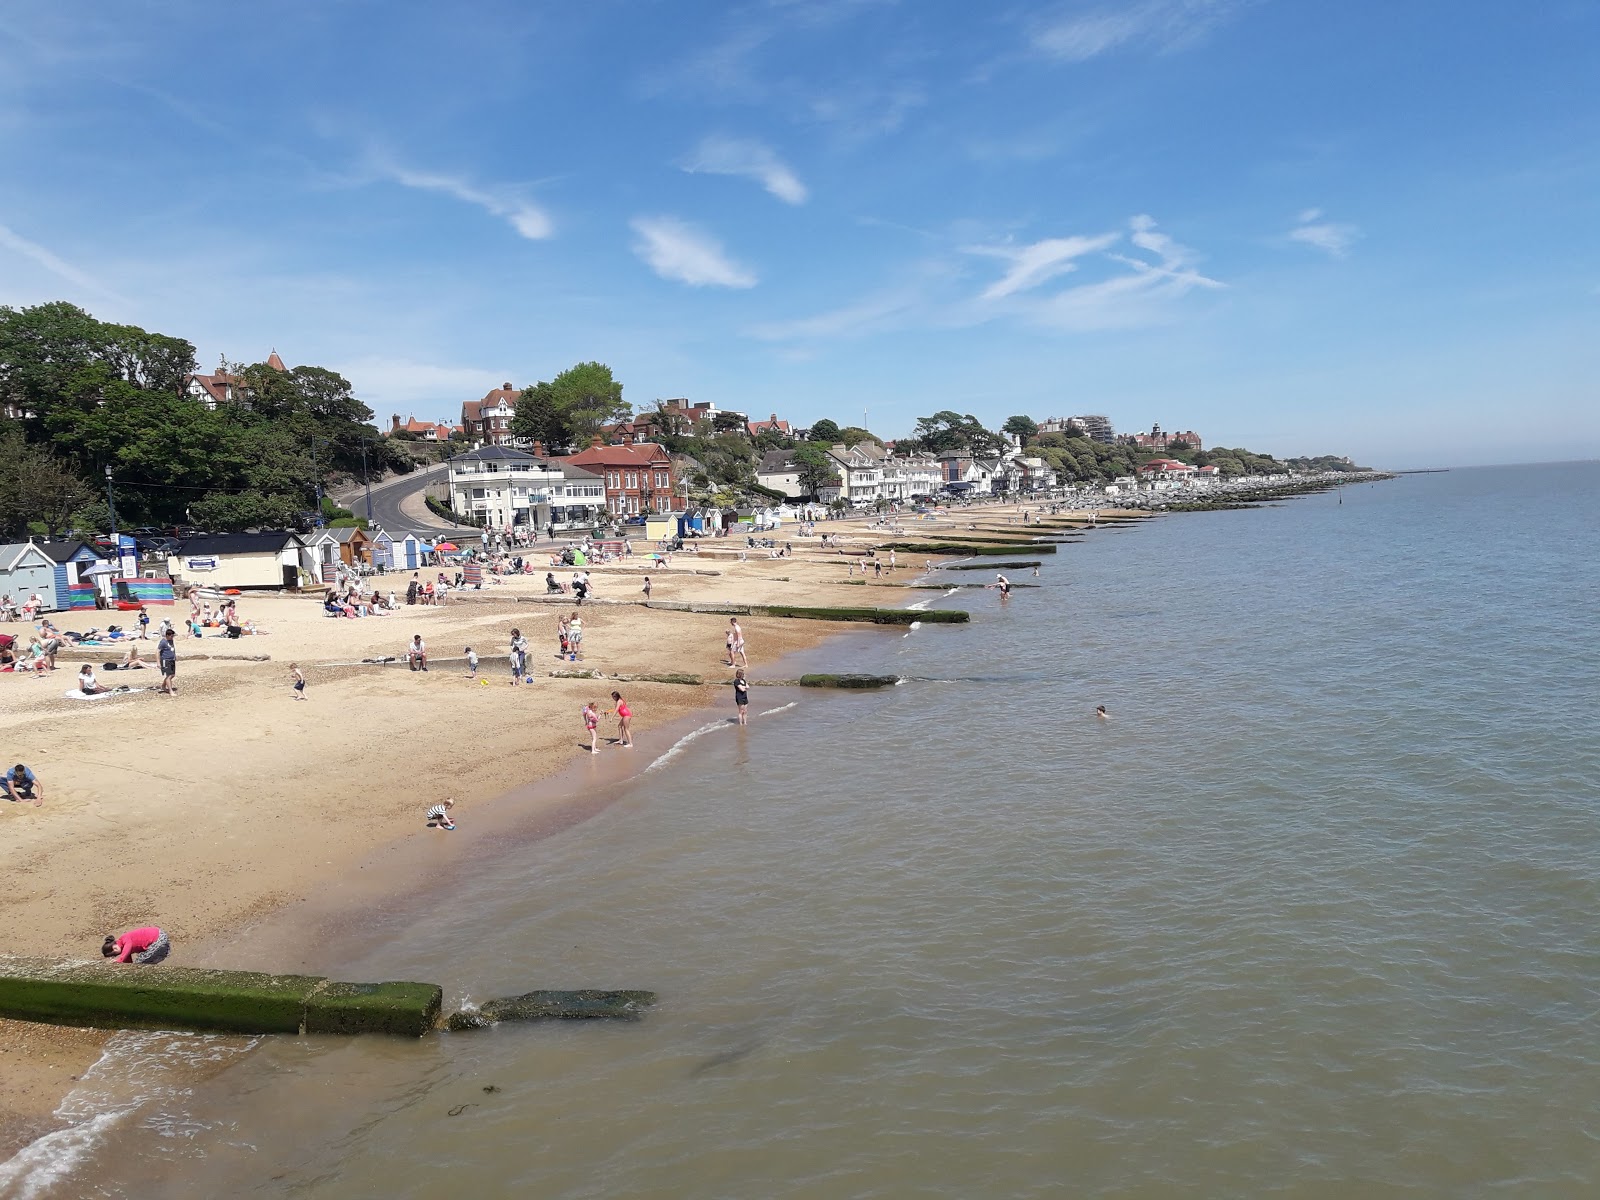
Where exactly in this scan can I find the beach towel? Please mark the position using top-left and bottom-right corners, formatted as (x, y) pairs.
(63, 686), (144, 701)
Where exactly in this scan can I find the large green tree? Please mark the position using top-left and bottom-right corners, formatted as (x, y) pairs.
(1002, 414), (1039, 441)
(510, 361), (630, 452)
(806, 418), (841, 443)
(0, 425), (94, 537)
(912, 410), (1005, 456)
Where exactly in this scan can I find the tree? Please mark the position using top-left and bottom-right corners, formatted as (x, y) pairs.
(510, 362), (629, 452)
(835, 426), (877, 448)
(912, 410), (1005, 457)
(0, 424), (93, 537)
(807, 418), (840, 444)
(1003, 415), (1039, 441)
(792, 443), (841, 497)
(712, 410), (749, 436)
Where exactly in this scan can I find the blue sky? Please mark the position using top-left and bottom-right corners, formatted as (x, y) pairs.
(1, 0), (1595, 468)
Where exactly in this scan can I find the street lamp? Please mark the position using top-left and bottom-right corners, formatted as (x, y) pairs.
(105, 466), (118, 543)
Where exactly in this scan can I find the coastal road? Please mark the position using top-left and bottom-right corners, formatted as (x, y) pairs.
(337, 464), (465, 536)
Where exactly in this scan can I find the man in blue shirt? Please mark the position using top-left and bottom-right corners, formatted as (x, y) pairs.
(2, 764), (43, 807)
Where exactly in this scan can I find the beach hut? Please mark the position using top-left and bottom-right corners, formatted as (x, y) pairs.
(0, 543), (61, 612)
(310, 527), (372, 568)
(369, 529), (395, 572)
(393, 532), (424, 571)
(164, 532), (309, 591)
(37, 540), (110, 609)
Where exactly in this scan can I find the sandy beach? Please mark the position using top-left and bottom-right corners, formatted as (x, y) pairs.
(0, 503), (1112, 1158)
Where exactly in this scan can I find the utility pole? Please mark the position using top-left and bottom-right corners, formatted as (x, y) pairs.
(360, 441), (373, 522)
(105, 465), (118, 542)
(310, 438), (325, 526)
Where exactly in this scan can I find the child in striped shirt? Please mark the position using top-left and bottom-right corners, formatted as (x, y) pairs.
(426, 799), (456, 830)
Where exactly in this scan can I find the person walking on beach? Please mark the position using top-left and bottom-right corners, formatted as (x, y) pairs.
(508, 628), (527, 685)
(2, 763), (43, 806)
(729, 618), (747, 668)
(611, 691), (634, 747)
(102, 926), (169, 964)
(557, 614), (570, 659)
(158, 628), (178, 695)
(137, 605), (151, 639)
(733, 668), (749, 725)
(290, 663), (306, 700)
(465, 646), (479, 678)
(568, 614), (584, 661)
(642, 575), (652, 601)
(581, 702), (601, 753)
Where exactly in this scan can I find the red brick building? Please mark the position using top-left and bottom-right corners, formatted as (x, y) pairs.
(560, 442), (684, 517)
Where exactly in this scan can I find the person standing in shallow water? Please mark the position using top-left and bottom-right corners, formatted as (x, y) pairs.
(733, 668), (749, 725)
(611, 691), (633, 747)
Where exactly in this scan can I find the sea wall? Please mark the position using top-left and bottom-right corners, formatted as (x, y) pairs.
(0, 957), (442, 1037)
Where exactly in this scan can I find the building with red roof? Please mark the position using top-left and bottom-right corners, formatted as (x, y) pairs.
(559, 442), (683, 518)
(461, 383), (520, 445)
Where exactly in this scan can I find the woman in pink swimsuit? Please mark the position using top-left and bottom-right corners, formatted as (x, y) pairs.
(611, 691), (634, 747)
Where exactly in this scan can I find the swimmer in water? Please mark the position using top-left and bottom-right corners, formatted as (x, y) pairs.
(996, 573), (1012, 598)
(1096, 705), (1110, 720)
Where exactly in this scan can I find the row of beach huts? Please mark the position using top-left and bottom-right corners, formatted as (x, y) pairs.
(0, 527), (451, 613)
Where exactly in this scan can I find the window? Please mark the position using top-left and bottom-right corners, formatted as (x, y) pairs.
(626, 472), (638, 489)
(655, 471), (669, 488)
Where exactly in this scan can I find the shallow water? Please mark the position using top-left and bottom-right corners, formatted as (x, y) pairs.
(11, 463), (1600, 1199)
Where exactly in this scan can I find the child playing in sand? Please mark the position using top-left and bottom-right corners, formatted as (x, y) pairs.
(581, 702), (601, 753)
(426, 798), (456, 830)
(290, 663), (306, 700)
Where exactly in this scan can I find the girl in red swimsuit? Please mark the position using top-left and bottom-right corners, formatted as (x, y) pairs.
(611, 691), (634, 747)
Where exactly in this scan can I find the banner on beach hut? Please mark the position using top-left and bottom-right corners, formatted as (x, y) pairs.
(65, 581), (99, 610)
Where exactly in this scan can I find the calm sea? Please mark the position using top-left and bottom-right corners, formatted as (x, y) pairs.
(7, 462), (1599, 1200)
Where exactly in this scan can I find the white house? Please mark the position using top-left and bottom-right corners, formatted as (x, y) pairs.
(447, 446), (605, 532)
(756, 449), (805, 499)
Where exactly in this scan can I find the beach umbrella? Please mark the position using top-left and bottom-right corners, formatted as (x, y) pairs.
(83, 561), (120, 575)
(436, 542), (458, 552)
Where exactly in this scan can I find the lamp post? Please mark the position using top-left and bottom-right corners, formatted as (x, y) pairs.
(105, 466), (118, 542)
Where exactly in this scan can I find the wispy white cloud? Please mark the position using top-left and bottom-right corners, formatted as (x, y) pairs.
(757, 214), (1221, 344)
(1288, 208), (1360, 257)
(808, 84), (927, 140)
(1030, 0), (1248, 62)
(681, 136), (808, 205)
(374, 160), (553, 240)
(630, 216), (757, 289)
(966, 233), (1122, 299)
(0, 221), (126, 302)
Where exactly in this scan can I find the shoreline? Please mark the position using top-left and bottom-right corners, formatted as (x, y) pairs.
(0, 481), (1374, 1165)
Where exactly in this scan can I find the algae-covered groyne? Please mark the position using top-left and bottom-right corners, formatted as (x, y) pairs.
(0, 957), (654, 1038)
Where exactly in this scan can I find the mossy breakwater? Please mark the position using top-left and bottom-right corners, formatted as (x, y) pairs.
(0, 958), (658, 1037)
(883, 542), (1056, 556)
(0, 957), (441, 1037)
(760, 604), (966, 624)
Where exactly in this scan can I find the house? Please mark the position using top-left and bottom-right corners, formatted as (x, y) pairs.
(447, 446), (606, 532)
(389, 415), (460, 442)
(756, 449), (806, 499)
(0, 543), (63, 612)
(37, 540), (110, 609)
(746, 413), (792, 438)
(560, 443), (682, 519)
(939, 455), (996, 496)
(1121, 424), (1203, 452)
(821, 445), (884, 506)
(1136, 457), (1198, 486)
(461, 383), (521, 446)
(164, 532), (310, 591)
(184, 350), (288, 411)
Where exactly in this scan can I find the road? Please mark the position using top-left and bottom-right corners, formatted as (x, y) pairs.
(338, 464), (463, 536)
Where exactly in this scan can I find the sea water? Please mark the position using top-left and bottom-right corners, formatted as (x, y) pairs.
(8, 462), (1599, 1200)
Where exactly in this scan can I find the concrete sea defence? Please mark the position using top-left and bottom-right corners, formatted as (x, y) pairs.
(0, 956), (441, 1037)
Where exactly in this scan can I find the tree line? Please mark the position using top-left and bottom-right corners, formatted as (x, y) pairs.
(0, 302), (411, 538)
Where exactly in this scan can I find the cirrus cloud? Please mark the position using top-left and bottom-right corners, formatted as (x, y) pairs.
(681, 136), (808, 205)
(630, 216), (757, 288)
(1288, 208), (1360, 257)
